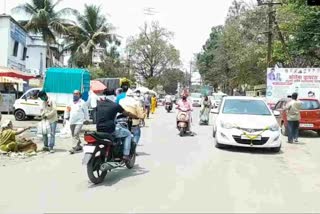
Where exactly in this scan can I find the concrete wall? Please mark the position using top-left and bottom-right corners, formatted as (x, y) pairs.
(0, 17), (10, 67)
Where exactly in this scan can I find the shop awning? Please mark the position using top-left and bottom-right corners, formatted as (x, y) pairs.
(90, 80), (107, 94)
(0, 76), (26, 84)
(0, 67), (36, 80)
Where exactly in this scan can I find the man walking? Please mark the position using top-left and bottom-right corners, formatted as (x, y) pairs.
(65, 90), (90, 154)
(38, 91), (58, 153)
(285, 92), (302, 143)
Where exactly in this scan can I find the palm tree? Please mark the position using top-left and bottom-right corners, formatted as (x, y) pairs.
(65, 4), (120, 67)
(13, 0), (76, 66)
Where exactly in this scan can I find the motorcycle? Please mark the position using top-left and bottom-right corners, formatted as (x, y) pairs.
(165, 102), (173, 113)
(176, 107), (190, 137)
(82, 115), (136, 184)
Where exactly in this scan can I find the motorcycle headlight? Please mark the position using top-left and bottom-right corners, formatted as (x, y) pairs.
(269, 124), (280, 131)
(221, 121), (234, 129)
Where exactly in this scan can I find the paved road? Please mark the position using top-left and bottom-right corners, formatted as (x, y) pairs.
(1, 108), (320, 213)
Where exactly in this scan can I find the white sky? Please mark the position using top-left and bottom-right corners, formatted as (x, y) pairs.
(1, 0), (236, 69)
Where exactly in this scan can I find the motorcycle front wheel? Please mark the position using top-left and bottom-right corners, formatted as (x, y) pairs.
(87, 149), (107, 184)
(179, 128), (185, 137)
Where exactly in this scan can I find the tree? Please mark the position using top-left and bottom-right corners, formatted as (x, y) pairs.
(126, 22), (181, 89)
(160, 69), (187, 94)
(65, 4), (119, 67)
(14, 0), (75, 66)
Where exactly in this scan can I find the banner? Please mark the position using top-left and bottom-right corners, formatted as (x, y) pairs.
(266, 68), (320, 104)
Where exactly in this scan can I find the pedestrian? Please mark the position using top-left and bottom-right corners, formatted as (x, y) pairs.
(151, 95), (157, 114)
(144, 92), (151, 118)
(284, 92), (302, 143)
(65, 90), (90, 154)
(37, 91), (58, 153)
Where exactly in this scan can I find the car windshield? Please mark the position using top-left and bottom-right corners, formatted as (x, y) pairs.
(301, 100), (320, 110)
(191, 93), (202, 98)
(222, 99), (271, 115)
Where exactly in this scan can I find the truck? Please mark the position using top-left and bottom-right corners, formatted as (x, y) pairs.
(13, 68), (90, 121)
(266, 68), (320, 109)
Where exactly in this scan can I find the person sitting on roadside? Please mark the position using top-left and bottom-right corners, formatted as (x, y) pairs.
(37, 91), (58, 153)
(97, 89), (142, 161)
(0, 120), (34, 153)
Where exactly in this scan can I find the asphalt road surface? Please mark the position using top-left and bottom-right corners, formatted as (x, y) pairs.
(1, 108), (320, 213)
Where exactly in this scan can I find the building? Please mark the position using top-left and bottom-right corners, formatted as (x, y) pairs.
(0, 15), (64, 76)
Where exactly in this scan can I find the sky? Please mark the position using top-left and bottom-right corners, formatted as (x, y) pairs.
(1, 0), (236, 69)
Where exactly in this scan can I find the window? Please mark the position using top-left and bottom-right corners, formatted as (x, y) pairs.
(13, 41), (19, 57)
(22, 90), (40, 100)
(22, 47), (27, 60)
(301, 100), (320, 110)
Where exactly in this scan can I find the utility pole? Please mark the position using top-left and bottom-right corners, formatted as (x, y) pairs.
(257, 0), (281, 68)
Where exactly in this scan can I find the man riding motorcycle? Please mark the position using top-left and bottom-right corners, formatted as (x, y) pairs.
(96, 89), (142, 161)
(164, 95), (173, 111)
(176, 92), (194, 136)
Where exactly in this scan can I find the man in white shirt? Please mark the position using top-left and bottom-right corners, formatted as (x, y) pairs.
(65, 90), (90, 154)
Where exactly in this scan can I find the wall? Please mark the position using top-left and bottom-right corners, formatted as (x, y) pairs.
(0, 17), (10, 67)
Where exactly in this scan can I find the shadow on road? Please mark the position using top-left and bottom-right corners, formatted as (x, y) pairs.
(136, 152), (150, 156)
(89, 164), (149, 187)
(299, 130), (319, 138)
(217, 146), (284, 155)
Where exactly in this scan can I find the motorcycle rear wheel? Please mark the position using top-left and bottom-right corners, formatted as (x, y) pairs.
(87, 150), (107, 184)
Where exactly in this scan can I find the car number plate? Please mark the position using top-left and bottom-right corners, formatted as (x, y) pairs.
(241, 135), (262, 140)
(300, 123), (314, 128)
(83, 145), (95, 153)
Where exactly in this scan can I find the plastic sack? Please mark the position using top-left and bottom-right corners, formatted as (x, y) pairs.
(37, 119), (51, 135)
(59, 120), (72, 138)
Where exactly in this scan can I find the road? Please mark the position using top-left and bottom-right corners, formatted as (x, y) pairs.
(1, 108), (320, 213)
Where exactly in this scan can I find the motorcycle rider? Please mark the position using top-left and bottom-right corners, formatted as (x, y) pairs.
(164, 94), (173, 110)
(176, 91), (194, 136)
(96, 89), (142, 161)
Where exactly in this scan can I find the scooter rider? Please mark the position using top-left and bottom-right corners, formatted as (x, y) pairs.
(96, 89), (142, 161)
(164, 94), (173, 108)
(176, 91), (194, 136)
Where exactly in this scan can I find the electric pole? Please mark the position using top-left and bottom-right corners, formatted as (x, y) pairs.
(257, 0), (281, 68)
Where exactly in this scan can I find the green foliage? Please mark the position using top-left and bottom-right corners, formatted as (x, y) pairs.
(14, 0), (75, 43)
(160, 69), (187, 94)
(65, 4), (119, 67)
(126, 22), (181, 89)
(197, 0), (320, 94)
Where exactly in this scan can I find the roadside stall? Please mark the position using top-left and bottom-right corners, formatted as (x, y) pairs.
(0, 67), (36, 113)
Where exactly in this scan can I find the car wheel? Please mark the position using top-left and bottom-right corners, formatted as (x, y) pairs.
(14, 109), (26, 121)
(281, 122), (288, 136)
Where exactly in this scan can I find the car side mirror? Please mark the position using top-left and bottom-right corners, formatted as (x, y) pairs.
(212, 109), (219, 114)
(273, 110), (280, 117)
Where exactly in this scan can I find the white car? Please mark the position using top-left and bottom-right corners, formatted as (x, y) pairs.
(190, 93), (202, 107)
(212, 96), (281, 152)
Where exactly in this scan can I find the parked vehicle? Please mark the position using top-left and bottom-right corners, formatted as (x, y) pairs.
(273, 98), (320, 136)
(212, 96), (281, 152)
(82, 115), (136, 184)
(190, 93), (202, 107)
(13, 68), (90, 121)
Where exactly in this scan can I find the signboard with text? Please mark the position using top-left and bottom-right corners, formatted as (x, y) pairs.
(266, 68), (320, 104)
(10, 21), (26, 46)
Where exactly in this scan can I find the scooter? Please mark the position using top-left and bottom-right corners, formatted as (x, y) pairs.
(176, 107), (190, 137)
(165, 102), (173, 113)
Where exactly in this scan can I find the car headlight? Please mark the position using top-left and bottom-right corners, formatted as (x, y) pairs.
(269, 124), (280, 131)
(221, 121), (234, 129)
